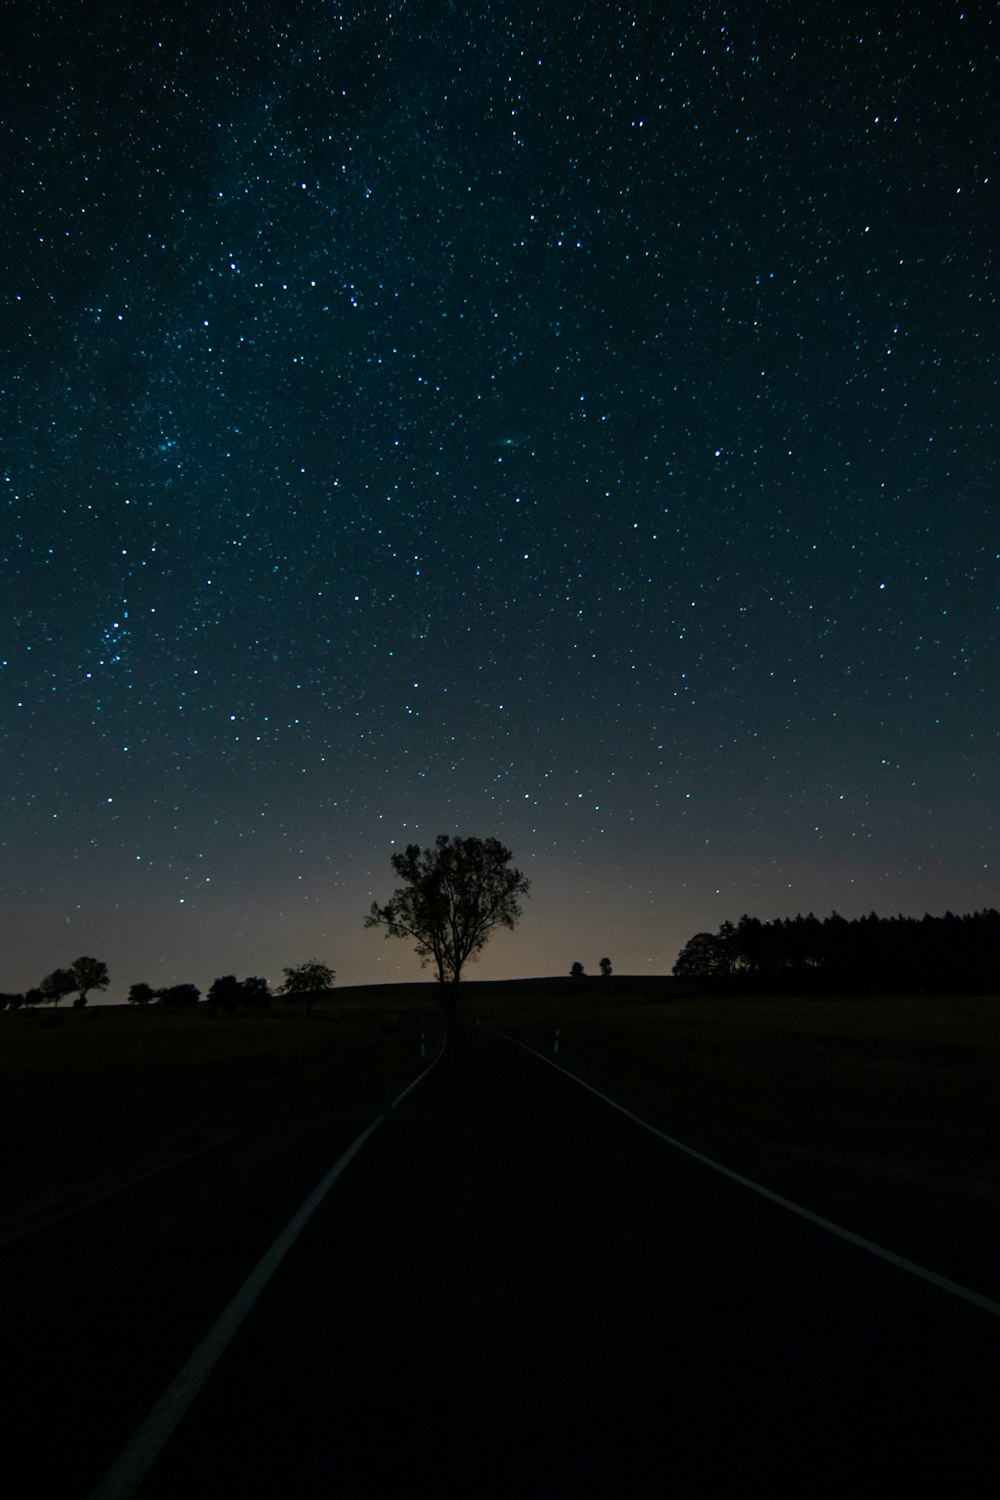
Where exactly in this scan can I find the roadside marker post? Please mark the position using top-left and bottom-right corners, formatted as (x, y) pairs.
(420, 1029), (426, 1058)
(553, 1029), (560, 1056)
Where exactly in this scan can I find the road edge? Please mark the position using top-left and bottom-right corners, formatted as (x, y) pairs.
(88, 1038), (447, 1500)
(492, 1027), (1000, 1321)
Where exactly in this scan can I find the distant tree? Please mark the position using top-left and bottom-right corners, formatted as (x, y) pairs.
(366, 835), (530, 1019)
(717, 921), (751, 972)
(39, 968), (76, 1008)
(70, 956), (109, 1007)
(127, 982), (155, 1006)
(278, 961), (335, 1017)
(206, 975), (270, 1013)
(673, 931), (734, 978)
(242, 976), (271, 1012)
(599, 956), (612, 978)
(23, 987), (44, 1009)
(156, 984), (200, 1009)
(570, 961), (586, 979)
(208, 974), (243, 1013)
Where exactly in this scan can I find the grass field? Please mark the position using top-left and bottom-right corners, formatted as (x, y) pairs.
(0, 994), (444, 1238)
(465, 980), (1000, 1209)
(4, 979), (1000, 1239)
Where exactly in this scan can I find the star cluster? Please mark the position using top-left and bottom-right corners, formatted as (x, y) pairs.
(3, 2), (997, 995)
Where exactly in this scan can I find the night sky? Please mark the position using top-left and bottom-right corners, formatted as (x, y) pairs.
(3, 2), (997, 1000)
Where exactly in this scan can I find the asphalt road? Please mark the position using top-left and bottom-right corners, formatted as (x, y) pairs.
(4, 1025), (999, 1496)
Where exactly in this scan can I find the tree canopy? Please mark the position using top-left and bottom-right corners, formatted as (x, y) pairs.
(208, 974), (273, 1013)
(672, 931), (736, 978)
(39, 968), (76, 1007)
(156, 983), (200, 1008)
(70, 956), (109, 1006)
(365, 834), (530, 1011)
(278, 960), (335, 1015)
(208, 974), (244, 1012)
(35, 957), (109, 1008)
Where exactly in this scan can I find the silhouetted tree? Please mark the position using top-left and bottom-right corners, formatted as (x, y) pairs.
(70, 956), (109, 1007)
(717, 921), (750, 972)
(207, 974), (271, 1013)
(366, 835), (530, 1018)
(127, 982), (155, 1006)
(208, 974), (243, 1013)
(155, 983), (200, 1009)
(242, 976), (271, 1012)
(599, 956), (612, 978)
(570, 961), (586, 978)
(23, 987), (44, 1009)
(732, 915), (765, 973)
(673, 932), (733, 977)
(278, 961), (335, 1016)
(39, 968), (76, 1008)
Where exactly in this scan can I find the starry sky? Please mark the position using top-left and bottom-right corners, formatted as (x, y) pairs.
(3, 1), (997, 1000)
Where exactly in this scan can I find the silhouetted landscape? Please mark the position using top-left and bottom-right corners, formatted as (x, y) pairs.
(4, 935), (1000, 1246)
(3, 869), (1000, 1496)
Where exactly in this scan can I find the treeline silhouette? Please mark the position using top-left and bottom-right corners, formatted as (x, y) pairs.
(0, 956), (109, 1012)
(0, 960), (336, 1016)
(674, 909), (1000, 994)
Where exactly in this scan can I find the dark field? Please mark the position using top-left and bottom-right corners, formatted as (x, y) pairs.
(0, 994), (442, 1240)
(4, 978), (1000, 1240)
(466, 978), (1000, 1211)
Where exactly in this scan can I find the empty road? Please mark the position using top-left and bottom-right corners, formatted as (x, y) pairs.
(4, 1025), (998, 1495)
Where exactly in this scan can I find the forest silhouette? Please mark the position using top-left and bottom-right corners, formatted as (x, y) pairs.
(673, 908), (1000, 994)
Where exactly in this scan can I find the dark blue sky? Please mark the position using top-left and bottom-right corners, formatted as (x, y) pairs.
(3, 1), (997, 998)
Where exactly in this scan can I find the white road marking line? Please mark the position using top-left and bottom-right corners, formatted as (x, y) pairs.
(89, 1039), (447, 1500)
(392, 1038), (446, 1107)
(495, 1028), (1000, 1321)
(1, 1140), (225, 1251)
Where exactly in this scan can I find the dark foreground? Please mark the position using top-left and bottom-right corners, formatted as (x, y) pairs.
(3, 1025), (999, 1495)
